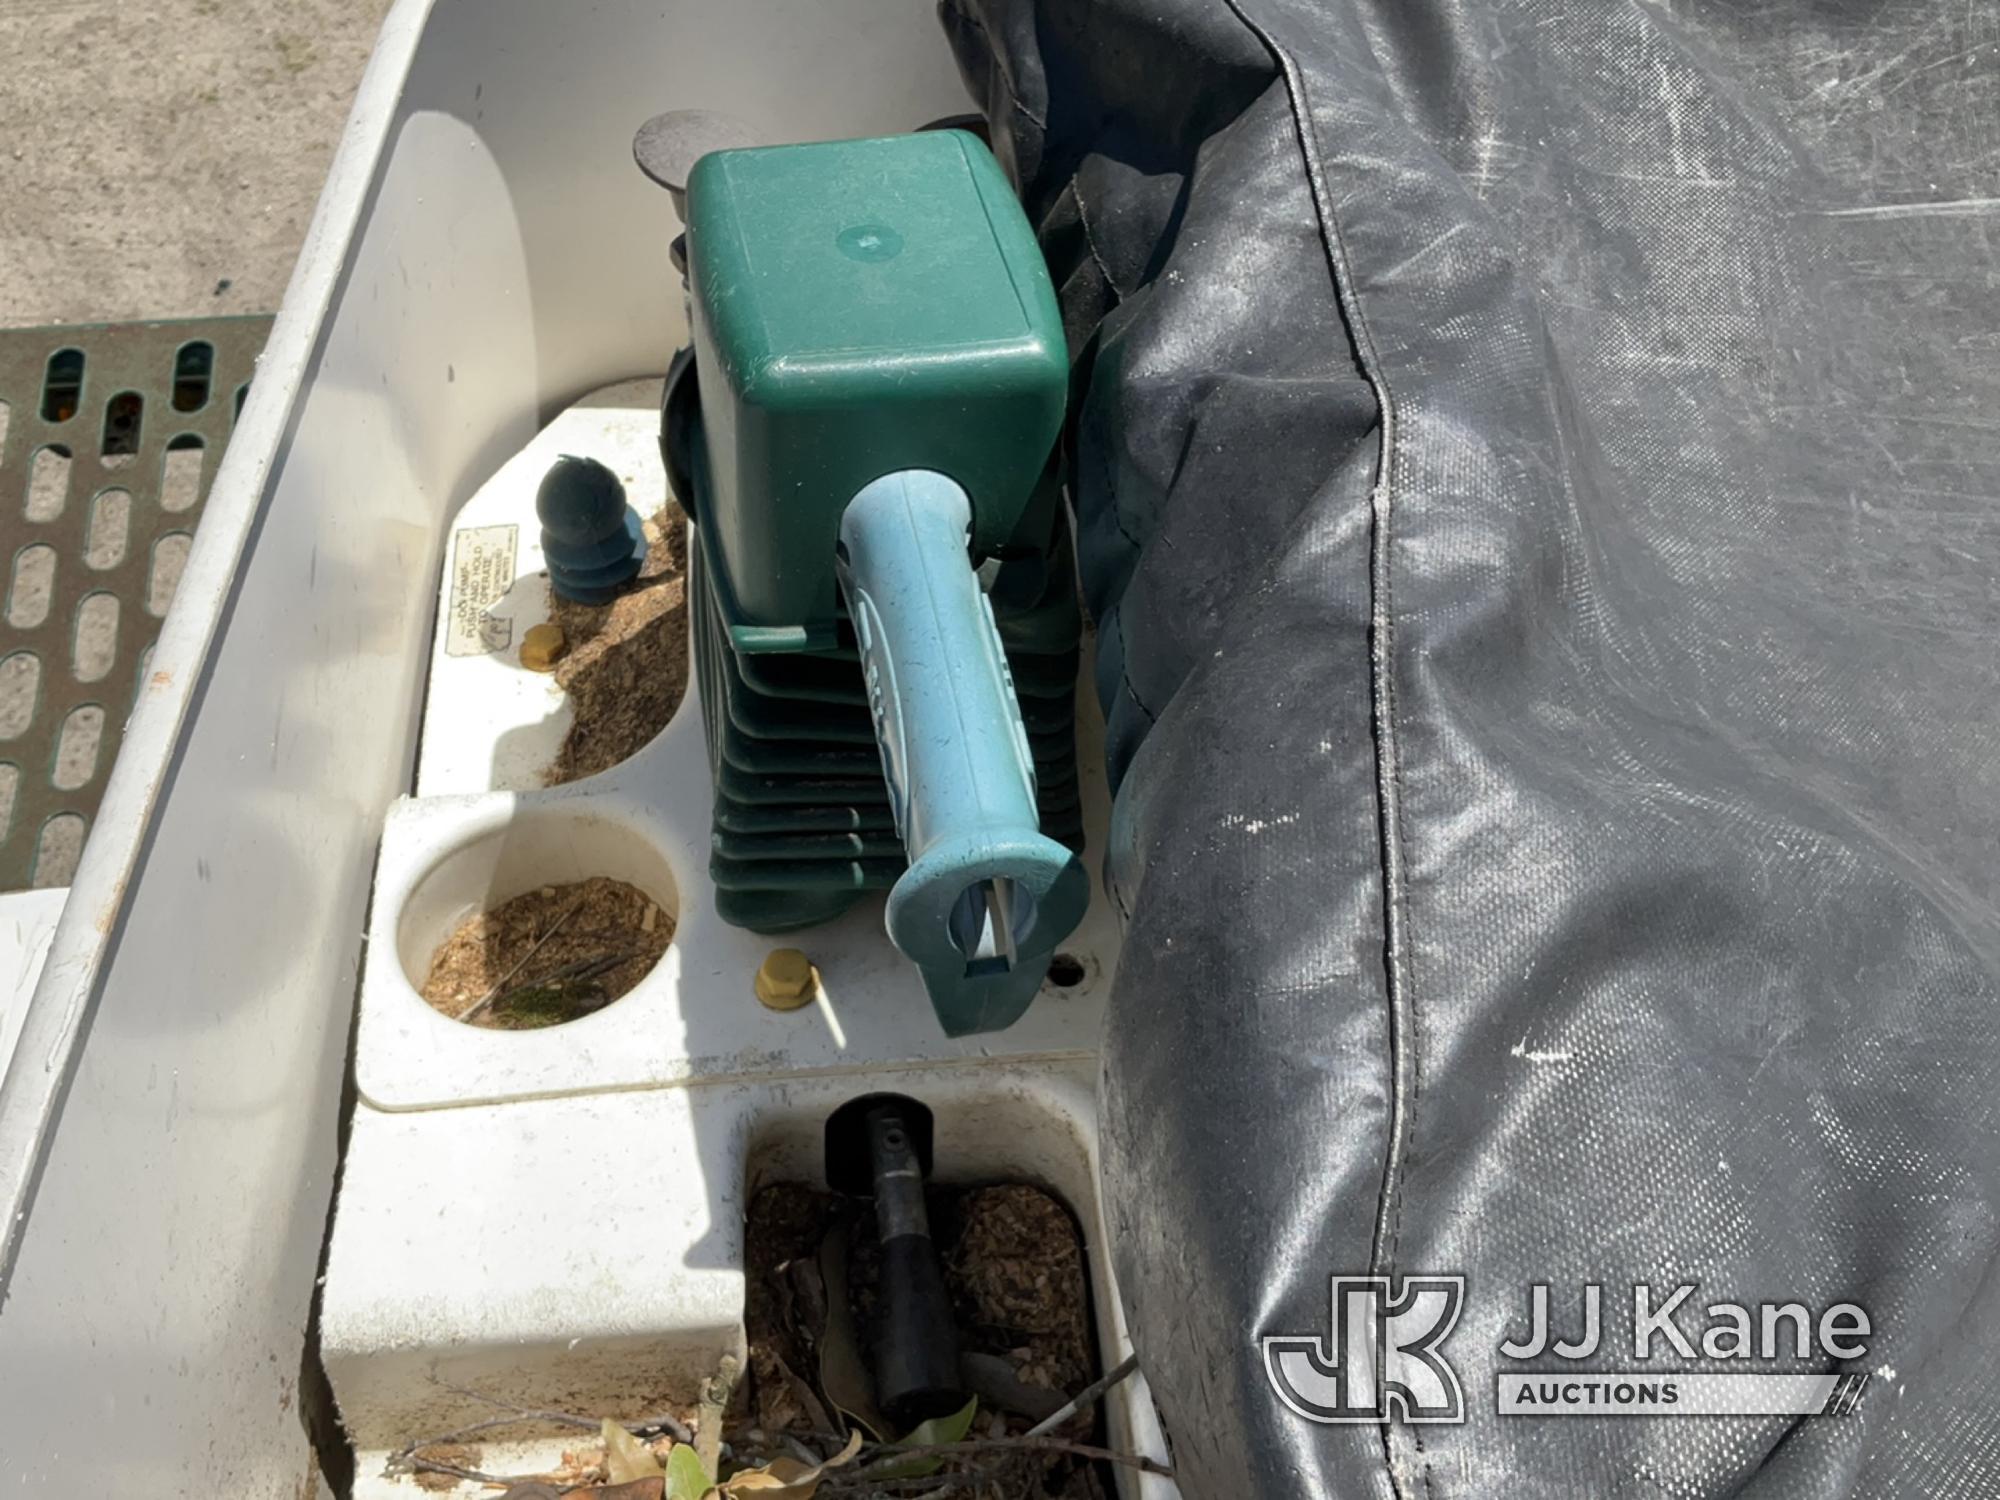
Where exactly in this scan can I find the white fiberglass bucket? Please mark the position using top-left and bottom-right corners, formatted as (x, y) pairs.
(0, 3), (1168, 1496)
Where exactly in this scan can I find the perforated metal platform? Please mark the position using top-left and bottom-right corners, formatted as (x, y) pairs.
(0, 317), (269, 889)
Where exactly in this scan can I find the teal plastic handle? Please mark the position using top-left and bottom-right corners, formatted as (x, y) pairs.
(837, 470), (1088, 1035)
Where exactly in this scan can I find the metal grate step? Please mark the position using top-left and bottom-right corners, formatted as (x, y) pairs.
(0, 317), (271, 890)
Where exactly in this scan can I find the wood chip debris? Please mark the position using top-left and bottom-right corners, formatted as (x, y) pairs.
(546, 502), (690, 785)
(418, 876), (674, 1028)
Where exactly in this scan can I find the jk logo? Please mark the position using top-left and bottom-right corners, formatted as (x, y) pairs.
(1263, 1276), (1467, 1424)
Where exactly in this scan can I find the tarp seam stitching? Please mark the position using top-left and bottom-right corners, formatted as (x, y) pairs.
(1220, 3), (1422, 1495)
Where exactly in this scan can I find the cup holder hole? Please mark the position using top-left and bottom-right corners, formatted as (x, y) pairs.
(418, 875), (672, 1029)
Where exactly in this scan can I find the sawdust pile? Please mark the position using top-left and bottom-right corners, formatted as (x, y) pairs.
(418, 876), (672, 1029)
(945, 1185), (1095, 1398)
(546, 503), (690, 785)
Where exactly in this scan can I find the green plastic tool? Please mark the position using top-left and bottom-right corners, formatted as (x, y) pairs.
(665, 129), (1087, 1035)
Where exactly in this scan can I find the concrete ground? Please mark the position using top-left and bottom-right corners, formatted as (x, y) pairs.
(0, 0), (394, 328)
(0, 1), (390, 893)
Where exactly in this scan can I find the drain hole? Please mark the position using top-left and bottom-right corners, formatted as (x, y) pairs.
(172, 340), (214, 412)
(32, 812), (86, 887)
(52, 704), (104, 791)
(0, 653), (40, 739)
(161, 436), (205, 511)
(84, 489), (131, 570)
(233, 381), (251, 423)
(100, 391), (144, 466)
(40, 349), (84, 423)
(25, 445), (72, 521)
(1046, 952), (1086, 989)
(72, 593), (119, 682)
(147, 532), (192, 617)
(7, 546), (56, 630)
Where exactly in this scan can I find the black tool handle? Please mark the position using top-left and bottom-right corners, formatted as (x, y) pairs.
(863, 1102), (963, 1424)
(826, 1095), (966, 1425)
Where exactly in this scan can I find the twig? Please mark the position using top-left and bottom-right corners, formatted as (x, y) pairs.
(728, 1422), (1171, 1484)
(1023, 1351), (1140, 1438)
(556, 950), (642, 981)
(695, 1353), (743, 1476)
(427, 1378), (695, 1444)
(783, 1434), (825, 1467)
(386, 1415), (542, 1481)
(823, 1465), (1006, 1496)
(853, 1435), (1172, 1480)
(386, 1401), (699, 1489)
(399, 1452), (533, 1486)
(459, 899), (587, 1022)
(822, 1451), (1022, 1495)
(481, 950), (638, 1020)
(386, 1413), (533, 1456)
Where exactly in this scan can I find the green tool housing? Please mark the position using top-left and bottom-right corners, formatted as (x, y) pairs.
(663, 129), (1088, 1035)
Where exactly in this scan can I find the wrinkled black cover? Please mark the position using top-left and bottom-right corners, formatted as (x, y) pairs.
(944, 2), (2000, 1496)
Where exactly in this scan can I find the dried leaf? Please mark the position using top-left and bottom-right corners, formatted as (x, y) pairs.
(781, 1253), (828, 1348)
(666, 1442), (715, 1500)
(770, 1349), (836, 1435)
(603, 1417), (667, 1484)
(867, 1398), (979, 1481)
(720, 1430), (863, 1497)
(815, 1226), (887, 1440)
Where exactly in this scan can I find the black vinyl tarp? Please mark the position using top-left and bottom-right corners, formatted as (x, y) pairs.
(942, 2), (2000, 1495)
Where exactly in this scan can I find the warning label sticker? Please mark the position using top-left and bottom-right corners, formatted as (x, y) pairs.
(445, 524), (519, 656)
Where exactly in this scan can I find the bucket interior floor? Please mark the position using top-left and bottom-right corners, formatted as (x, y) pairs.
(317, 380), (1171, 1497)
